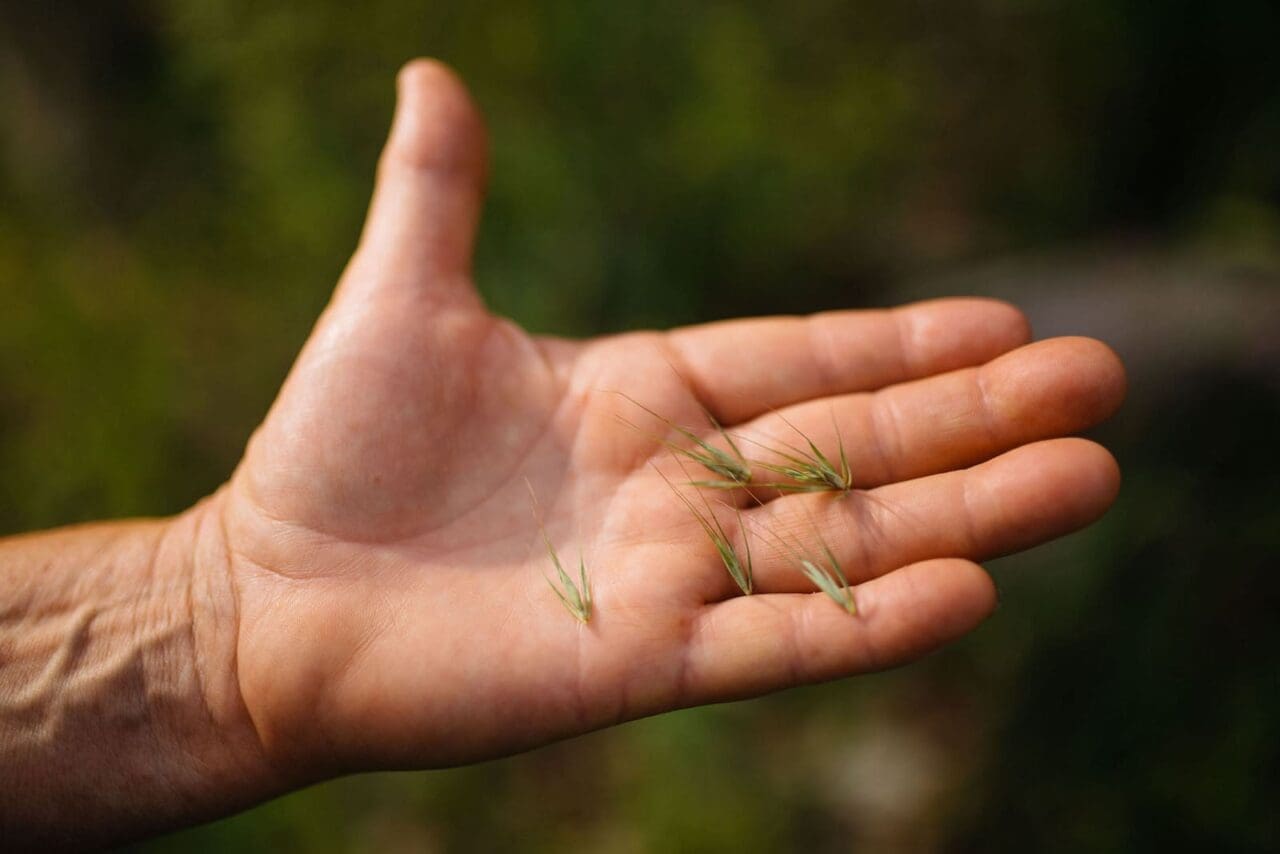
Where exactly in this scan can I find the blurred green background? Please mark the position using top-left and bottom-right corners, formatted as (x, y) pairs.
(2, 1), (1278, 851)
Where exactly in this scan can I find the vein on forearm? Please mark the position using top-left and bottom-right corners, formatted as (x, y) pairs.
(0, 511), (277, 848)
(0, 522), (178, 734)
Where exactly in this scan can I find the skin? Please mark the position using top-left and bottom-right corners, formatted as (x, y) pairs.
(0, 60), (1126, 848)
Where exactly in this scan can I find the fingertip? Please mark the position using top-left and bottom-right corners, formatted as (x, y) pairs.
(984, 336), (1128, 436)
(854, 557), (997, 668)
(1081, 336), (1128, 419)
(938, 557), (999, 628)
(971, 297), (1034, 345)
(1047, 436), (1121, 508)
(388, 58), (487, 178)
(397, 57), (455, 92)
(1068, 436), (1122, 509)
(974, 438), (1122, 552)
(1043, 336), (1128, 422)
(899, 297), (1032, 374)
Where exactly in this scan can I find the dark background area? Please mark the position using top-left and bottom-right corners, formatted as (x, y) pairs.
(1, 2), (1277, 851)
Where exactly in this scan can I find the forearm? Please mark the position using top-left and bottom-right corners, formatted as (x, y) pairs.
(0, 497), (279, 849)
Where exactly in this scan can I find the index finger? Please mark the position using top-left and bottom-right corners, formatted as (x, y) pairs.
(664, 298), (1031, 425)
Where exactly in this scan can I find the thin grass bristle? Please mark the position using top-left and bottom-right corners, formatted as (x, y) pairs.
(543, 532), (593, 623)
(526, 481), (593, 624)
(615, 393), (752, 486)
(742, 413), (852, 493)
(798, 539), (856, 615)
(657, 464), (753, 595)
(763, 526), (856, 616)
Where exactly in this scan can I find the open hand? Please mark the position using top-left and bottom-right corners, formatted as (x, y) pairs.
(207, 60), (1125, 780)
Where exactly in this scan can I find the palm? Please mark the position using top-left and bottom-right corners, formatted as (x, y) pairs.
(214, 62), (1124, 776)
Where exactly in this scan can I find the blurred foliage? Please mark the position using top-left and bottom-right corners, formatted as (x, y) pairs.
(1, 1), (1278, 851)
(955, 375), (1280, 852)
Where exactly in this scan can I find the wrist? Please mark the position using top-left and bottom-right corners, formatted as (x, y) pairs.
(161, 492), (293, 809)
(0, 494), (286, 847)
